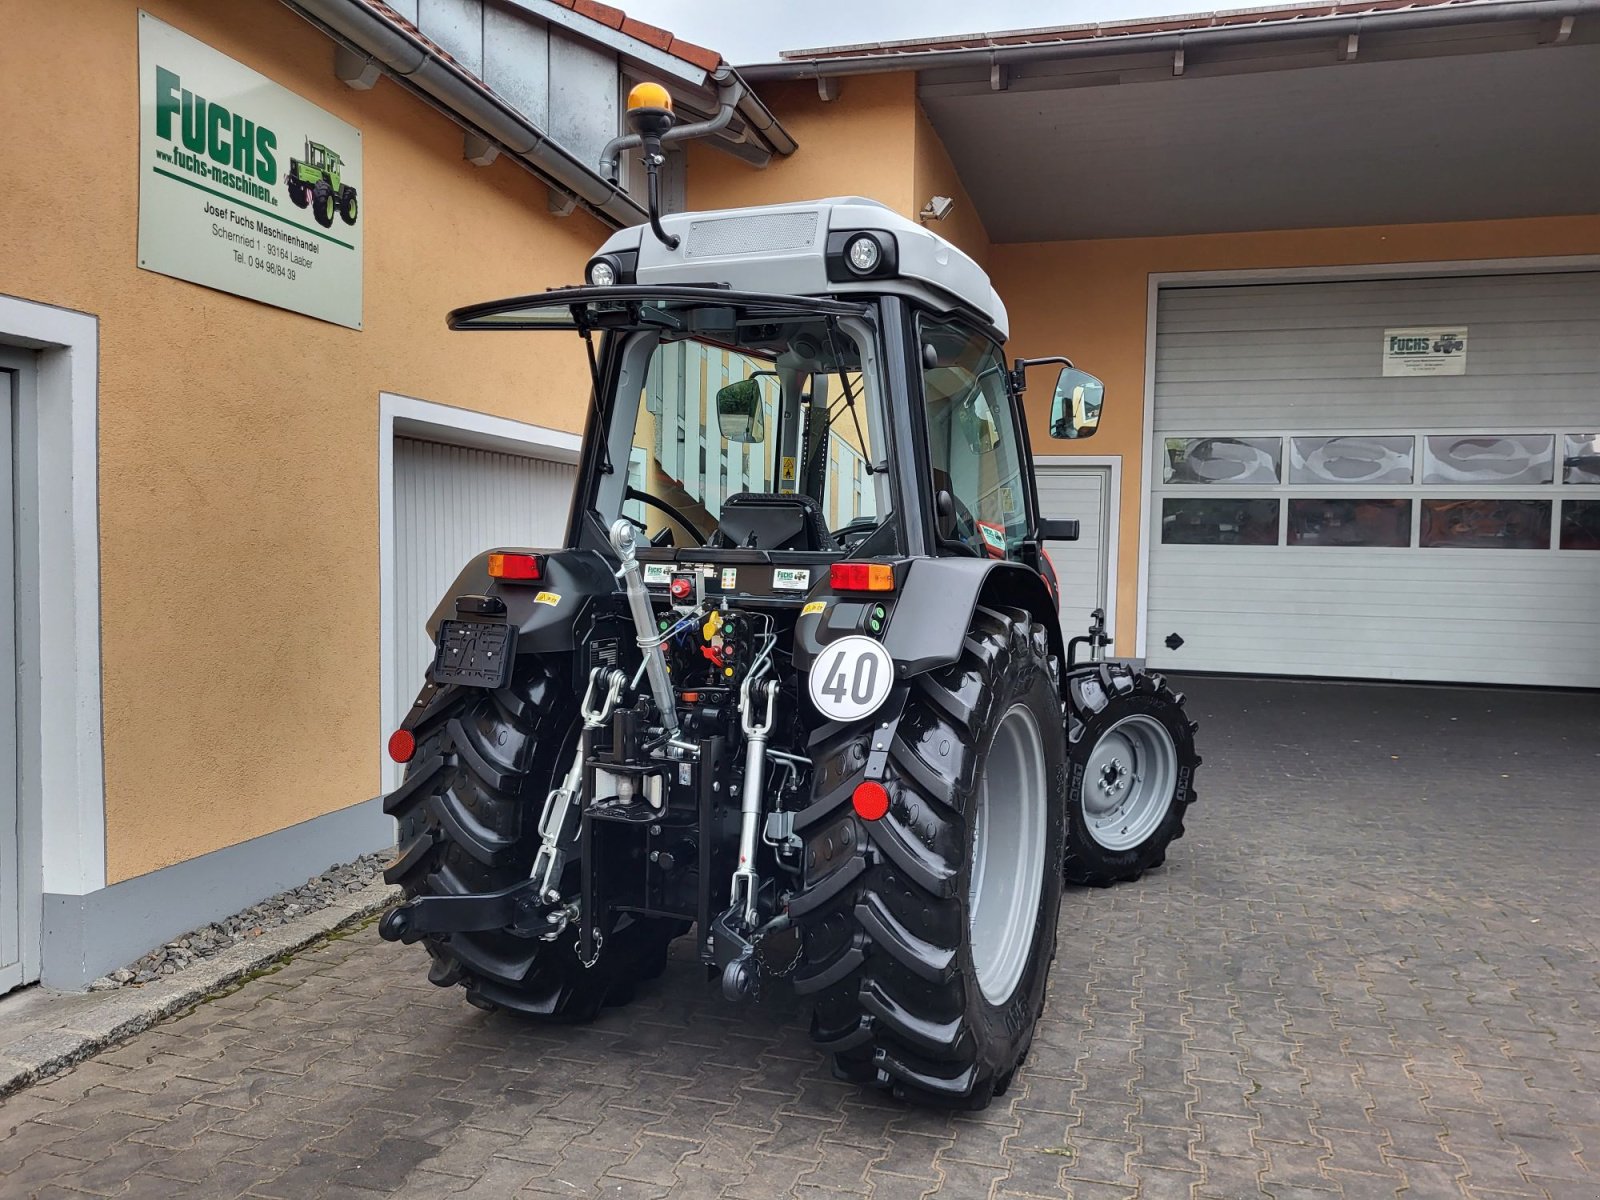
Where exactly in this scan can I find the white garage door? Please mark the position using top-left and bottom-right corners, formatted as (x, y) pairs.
(1036, 463), (1114, 644)
(389, 436), (576, 786)
(1147, 270), (1600, 687)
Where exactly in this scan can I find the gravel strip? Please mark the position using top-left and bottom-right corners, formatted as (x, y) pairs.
(86, 852), (393, 990)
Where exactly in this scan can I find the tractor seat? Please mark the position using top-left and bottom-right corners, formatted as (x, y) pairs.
(714, 492), (839, 552)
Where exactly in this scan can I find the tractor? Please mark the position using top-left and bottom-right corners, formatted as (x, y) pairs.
(377, 85), (1200, 1108)
(286, 137), (357, 228)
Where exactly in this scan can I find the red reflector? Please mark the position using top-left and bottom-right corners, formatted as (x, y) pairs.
(852, 781), (890, 821)
(829, 562), (895, 592)
(387, 729), (416, 763)
(487, 552), (542, 581)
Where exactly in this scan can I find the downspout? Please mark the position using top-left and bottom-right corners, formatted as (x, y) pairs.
(599, 68), (747, 183)
(279, 0), (646, 228)
(743, 0), (1600, 79)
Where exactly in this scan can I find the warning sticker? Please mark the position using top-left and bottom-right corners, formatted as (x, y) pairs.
(780, 456), (797, 492)
(534, 591), (561, 606)
(976, 521), (1008, 559)
(801, 600), (827, 616)
(721, 568), (738, 589)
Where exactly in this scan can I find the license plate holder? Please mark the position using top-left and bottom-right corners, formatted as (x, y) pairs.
(431, 619), (516, 688)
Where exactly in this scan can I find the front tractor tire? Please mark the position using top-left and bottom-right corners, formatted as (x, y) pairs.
(287, 175), (309, 208)
(383, 659), (677, 1019)
(795, 606), (1066, 1108)
(1062, 667), (1200, 887)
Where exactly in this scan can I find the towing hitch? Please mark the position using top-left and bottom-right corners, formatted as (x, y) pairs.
(378, 878), (552, 944)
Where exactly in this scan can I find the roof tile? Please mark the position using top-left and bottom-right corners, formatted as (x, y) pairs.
(668, 36), (723, 72)
(573, 0), (626, 30)
(621, 16), (675, 51)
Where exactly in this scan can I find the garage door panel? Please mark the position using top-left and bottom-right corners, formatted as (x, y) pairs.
(390, 436), (576, 788)
(1147, 270), (1600, 688)
(1157, 273), (1600, 331)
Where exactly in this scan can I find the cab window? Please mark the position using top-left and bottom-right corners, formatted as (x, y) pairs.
(918, 316), (1031, 559)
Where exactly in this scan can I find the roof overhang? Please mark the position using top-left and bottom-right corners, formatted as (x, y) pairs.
(746, 1), (1600, 242)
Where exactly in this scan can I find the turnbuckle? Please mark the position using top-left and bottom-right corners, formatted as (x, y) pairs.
(529, 667), (624, 899)
(729, 674), (778, 928)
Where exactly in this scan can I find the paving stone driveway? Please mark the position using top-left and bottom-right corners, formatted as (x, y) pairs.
(4, 676), (1598, 1199)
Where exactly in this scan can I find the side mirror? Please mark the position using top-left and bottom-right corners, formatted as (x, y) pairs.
(1049, 368), (1105, 440)
(715, 375), (769, 443)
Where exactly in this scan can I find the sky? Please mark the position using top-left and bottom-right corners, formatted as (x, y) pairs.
(621, 0), (1232, 64)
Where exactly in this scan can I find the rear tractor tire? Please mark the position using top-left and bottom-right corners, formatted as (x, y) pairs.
(311, 181), (335, 228)
(1062, 666), (1200, 887)
(794, 606), (1067, 1108)
(383, 658), (678, 1019)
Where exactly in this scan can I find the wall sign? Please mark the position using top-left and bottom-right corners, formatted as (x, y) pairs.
(1382, 327), (1467, 377)
(138, 12), (363, 329)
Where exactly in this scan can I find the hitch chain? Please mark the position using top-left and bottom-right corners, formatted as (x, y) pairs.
(529, 666), (625, 929)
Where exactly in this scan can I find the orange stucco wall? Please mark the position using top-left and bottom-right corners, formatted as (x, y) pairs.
(992, 215), (1600, 650)
(690, 75), (920, 222)
(0, 0), (606, 881)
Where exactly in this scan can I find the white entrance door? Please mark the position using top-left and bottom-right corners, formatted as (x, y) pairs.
(1035, 461), (1117, 643)
(0, 366), (21, 992)
(388, 435), (576, 789)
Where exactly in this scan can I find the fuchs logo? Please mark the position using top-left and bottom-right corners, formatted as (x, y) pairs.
(154, 66), (278, 203)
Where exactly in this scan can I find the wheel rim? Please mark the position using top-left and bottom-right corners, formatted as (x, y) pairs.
(1081, 713), (1177, 851)
(967, 703), (1047, 1007)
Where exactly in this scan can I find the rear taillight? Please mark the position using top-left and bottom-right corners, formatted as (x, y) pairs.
(388, 729), (416, 763)
(487, 552), (542, 581)
(829, 562), (895, 592)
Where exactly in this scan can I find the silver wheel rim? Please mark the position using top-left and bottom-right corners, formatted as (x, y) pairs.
(968, 703), (1047, 1007)
(1081, 713), (1177, 851)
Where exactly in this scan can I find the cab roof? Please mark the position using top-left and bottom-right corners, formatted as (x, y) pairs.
(591, 197), (1009, 339)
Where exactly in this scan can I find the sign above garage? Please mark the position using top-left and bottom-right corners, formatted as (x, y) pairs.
(1382, 327), (1468, 377)
(137, 12), (363, 329)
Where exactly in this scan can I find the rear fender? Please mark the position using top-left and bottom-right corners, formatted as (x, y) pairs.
(793, 558), (1063, 679)
(425, 548), (615, 656)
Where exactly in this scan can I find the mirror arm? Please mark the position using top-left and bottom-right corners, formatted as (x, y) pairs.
(1009, 355), (1075, 394)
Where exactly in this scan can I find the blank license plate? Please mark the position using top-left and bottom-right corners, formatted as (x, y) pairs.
(431, 620), (515, 689)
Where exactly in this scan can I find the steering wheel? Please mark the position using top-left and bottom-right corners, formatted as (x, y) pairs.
(832, 516), (879, 548)
(625, 486), (707, 547)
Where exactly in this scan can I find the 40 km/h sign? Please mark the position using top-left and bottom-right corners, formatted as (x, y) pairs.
(137, 12), (363, 329)
(808, 635), (894, 723)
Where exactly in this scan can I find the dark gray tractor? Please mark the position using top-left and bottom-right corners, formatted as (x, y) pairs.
(376, 89), (1200, 1109)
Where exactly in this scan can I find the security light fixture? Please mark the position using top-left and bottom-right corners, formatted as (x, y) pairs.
(918, 195), (955, 223)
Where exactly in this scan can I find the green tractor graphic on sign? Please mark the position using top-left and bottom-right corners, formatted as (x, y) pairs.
(286, 138), (357, 229)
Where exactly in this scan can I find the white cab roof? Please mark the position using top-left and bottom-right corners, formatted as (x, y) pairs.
(594, 197), (1009, 339)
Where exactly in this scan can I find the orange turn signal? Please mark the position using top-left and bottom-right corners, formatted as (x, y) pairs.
(829, 562), (895, 592)
(487, 552), (542, 581)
